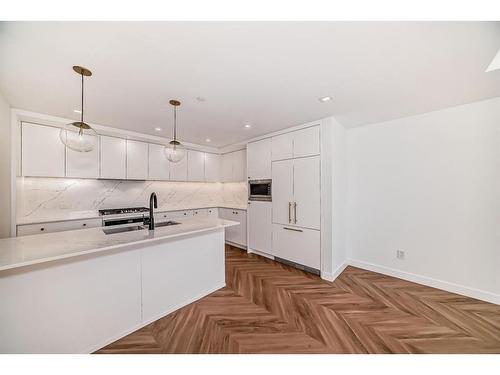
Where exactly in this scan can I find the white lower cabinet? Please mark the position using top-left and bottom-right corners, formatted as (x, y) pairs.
(248, 201), (272, 254)
(192, 208), (208, 217)
(17, 218), (102, 236)
(207, 208), (218, 217)
(219, 208), (247, 247)
(272, 224), (320, 270)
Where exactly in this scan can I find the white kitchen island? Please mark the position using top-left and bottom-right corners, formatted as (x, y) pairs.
(0, 217), (238, 353)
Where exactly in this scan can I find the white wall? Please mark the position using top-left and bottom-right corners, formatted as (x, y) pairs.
(331, 118), (348, 275)
(346, 97), (500, 302)
(0, 91), (11, 238)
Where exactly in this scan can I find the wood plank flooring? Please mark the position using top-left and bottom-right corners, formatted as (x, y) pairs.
(96, 245), (500, 354)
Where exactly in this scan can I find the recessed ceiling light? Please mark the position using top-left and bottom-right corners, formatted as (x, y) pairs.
(205, 138), (211, 143)
(244, 123), (252, 129)
(319, 96), (332, 102)
(73, 109), (82, 114)
(154, 127), (162, 132)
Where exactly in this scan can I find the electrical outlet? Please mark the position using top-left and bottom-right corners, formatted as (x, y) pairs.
(396, 250), (405, 260)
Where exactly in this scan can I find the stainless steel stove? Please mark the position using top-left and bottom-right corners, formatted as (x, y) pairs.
(99, 207), (150, 227)
(98, 207), (149, 216)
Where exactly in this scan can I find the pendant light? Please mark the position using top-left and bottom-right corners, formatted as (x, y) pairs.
(164, 99), (186, 163)
(59, 66), (98, 152)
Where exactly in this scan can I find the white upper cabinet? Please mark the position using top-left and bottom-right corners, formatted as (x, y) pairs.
(271, 125), (320, 161)
(66, 139), (100, 178)
(100, 136), (126, 179)
(232, 149), (246, 182)
(22, 122), (65, 177)
(293, 126), (320, 158)
(187, 150), (205, 182)
(205, 153), (220, 182)
(148, 143), (170, 181)
(271, 132), (294, 161)
(247, 139), (272, 180)
(221, 153), (233, 182)
(221, 150), (246, 182)
(126, 140), (149, 180)
(169, 152), (188, 181)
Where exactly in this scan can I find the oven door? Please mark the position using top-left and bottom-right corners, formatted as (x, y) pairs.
(249, 180), (272, 201)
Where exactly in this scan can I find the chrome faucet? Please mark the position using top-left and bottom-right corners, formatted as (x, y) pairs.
(145, 192), (158, 230)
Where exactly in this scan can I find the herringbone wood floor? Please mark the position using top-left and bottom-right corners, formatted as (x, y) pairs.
(96, 245), (500, 354)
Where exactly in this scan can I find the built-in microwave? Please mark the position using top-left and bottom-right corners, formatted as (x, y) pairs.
(248, 179), (272, 201)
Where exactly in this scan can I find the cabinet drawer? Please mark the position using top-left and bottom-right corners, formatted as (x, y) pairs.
(192, 209), (208, 217)
(272, 224), (320, 270)
(156, 210), (192, 220)
(17, 218), (102, 236)
(207, 208), (218, 217)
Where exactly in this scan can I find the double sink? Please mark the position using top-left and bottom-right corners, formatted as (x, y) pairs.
(103, 220), (181, 235)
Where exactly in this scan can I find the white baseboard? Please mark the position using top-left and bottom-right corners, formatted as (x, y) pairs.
(225, 240), (247, 250)
(85, 282), (226, 353)
(348, 259), (500, 306)
(247, 248), (275, 260)
(321, 262), (348, 282)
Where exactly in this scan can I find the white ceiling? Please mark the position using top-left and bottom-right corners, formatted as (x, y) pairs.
(1, 22), (499, 147)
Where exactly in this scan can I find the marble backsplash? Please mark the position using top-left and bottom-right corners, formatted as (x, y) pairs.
(17, 177), (248, 222)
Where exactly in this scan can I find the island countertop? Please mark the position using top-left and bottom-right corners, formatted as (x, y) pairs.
(0, 217), (239, 272)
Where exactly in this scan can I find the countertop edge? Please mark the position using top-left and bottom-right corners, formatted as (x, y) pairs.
(16, 205), (249, 226)
(0, 220), (239, 273)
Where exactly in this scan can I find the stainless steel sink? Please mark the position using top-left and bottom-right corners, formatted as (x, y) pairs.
(154, 220), (181, 228)
(103, 225), (147, 235)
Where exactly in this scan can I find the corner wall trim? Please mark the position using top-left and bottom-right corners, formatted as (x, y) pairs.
(321, 262), (348, 282)
(348, 259), (500, 306)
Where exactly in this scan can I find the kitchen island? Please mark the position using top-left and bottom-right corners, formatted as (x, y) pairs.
(0, 217), (238, 353)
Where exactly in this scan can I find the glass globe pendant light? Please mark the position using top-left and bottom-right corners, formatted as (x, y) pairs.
(59, 66), (98, 152)
(164, 99), (186, 163)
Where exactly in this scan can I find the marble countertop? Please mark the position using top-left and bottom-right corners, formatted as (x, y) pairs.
(17, 204), (248, 225)
(0, 217), (239, 272)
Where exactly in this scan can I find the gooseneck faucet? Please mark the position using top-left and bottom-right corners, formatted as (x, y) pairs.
(147, 192), (158, 230)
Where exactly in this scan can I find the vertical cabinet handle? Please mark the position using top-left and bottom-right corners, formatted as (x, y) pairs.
(293, 202), (297, 224)
(288, 202), (292, 223)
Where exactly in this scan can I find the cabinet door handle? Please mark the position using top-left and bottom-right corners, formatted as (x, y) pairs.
(293, 202), (297, 224)
(283, 227), (303, 232)
(40, 227), (45, 231)
(83, 223), (87, 226)
(288, 202), (292, 223)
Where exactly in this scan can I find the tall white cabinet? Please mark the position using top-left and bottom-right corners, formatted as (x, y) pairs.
(271, 125), (321, 270)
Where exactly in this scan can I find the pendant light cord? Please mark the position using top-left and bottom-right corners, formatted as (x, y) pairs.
(80, 72), (84, 123)
(173, 105), (177, 141)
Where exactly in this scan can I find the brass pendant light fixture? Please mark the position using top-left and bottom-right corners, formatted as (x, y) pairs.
(164, 99), (186, 163)
(59, 66), (98, 152)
